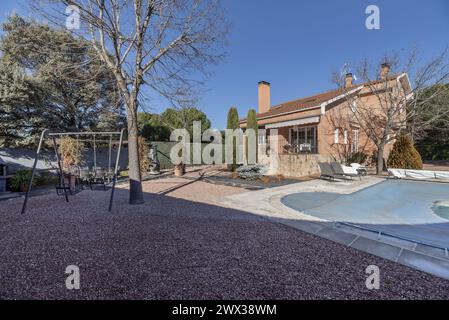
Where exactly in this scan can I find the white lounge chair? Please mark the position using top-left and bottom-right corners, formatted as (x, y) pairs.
(350, 163), (368, 176)
(331, 162), (362, 180)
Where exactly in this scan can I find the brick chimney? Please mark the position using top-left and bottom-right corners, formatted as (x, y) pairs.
(381, 63), (390, 80)
(258, 81), (270, 114)
(345, 73), (353, 88)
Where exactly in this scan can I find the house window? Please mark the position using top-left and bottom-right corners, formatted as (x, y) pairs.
(290, 128), (298, 147)
(334, 128), (339, 144)
(351, 130), (359, 153)
(343, 130), (348, 144)
(258, 130), (266, 145)
(289, 126), (317, 153)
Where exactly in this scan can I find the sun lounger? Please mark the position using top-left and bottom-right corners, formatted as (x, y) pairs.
(318, 162), (336, 180)
(350, 163), (368, 176)
(331, 162), (362, 180)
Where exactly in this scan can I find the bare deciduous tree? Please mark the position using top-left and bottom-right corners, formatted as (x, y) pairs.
(324, 105), (370, 164)
(333, 48), (449, 174)
(33, 0), (228, 204)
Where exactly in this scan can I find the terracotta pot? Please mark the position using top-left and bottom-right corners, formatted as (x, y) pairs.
(174, 164), (185, 177)
(20, 184), (29, 193)
(64, 174), (77, 191)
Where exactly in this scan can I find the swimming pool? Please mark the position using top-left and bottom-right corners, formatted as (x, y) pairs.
(281, 179), (449, 249)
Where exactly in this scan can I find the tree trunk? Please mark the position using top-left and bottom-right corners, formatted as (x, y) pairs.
(376, 144), (385, 175)
(127, 101), (144, 205)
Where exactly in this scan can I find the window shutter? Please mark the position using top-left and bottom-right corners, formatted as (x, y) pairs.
(334, 128), (339, 144)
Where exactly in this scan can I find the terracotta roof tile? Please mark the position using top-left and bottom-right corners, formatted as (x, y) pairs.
(256, 87), (346, 119)
(240, 74), (403, 122)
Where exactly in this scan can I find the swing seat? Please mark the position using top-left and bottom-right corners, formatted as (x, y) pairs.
(55, 185), (71, 196)
(77, 167), (91, 189)
(55, 172), (82, 196)
(89, 167), (108, 190)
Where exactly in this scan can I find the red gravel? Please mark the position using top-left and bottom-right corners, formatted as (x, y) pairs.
(0, 177), (449, 299)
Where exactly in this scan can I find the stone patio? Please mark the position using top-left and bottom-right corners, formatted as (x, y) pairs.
(218, 176), (449, 280)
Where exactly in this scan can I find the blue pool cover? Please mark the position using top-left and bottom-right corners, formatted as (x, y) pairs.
(281, 179), (449, 248)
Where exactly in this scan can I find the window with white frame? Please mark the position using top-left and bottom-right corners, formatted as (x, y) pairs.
(289, 126), (317, 153)
(334, 128), (339, 144)
(351, 129), (359, 153)
(343, 130), (348, 144)
(258, 130), (266, 145)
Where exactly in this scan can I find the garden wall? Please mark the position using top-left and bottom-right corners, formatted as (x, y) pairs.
(0, 142), (218, 173)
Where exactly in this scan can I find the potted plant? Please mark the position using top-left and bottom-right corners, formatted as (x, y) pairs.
(174, 163), (186, 177)
(173, 143), (187, 177)
(59, 137), (84, 191)
(10, 169), (34, 192)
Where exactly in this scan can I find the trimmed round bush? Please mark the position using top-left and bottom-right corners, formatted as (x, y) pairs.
(387, 134), (423, 169)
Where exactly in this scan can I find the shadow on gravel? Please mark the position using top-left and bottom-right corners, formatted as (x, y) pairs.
(0, 185), (448, 300)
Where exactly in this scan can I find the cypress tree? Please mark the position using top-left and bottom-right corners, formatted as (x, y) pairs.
(227, 107), (239, 171)
(246, 109), (258, 163)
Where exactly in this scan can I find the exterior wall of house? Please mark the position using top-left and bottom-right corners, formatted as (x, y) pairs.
(263, 95), (397, 176)
(316, 91), (399, 163)
(241, 75), (407, 176)
(276, 127), (290, 154)
(274, 153), (333, 177)
(257, 147), (332, 177)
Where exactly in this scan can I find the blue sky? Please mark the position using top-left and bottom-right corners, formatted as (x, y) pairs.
(1, 0), (448, 129)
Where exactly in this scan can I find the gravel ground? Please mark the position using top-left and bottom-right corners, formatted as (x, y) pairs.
(1, 176), (449, 299)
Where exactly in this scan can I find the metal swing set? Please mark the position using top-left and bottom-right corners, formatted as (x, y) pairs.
(21, 129), (125, 214)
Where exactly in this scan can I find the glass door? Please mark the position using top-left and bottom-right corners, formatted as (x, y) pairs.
(306, 127), (317, 153)
(290, 128), (298, 147)
(290, 126), (318, 153)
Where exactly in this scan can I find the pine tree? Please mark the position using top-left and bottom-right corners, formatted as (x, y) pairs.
(0, 15), (122, 146)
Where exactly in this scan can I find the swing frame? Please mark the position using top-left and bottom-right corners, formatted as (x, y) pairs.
(21, 129), (126, 214)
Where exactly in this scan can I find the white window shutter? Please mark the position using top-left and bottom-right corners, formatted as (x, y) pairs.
(334, 128), (339, 144)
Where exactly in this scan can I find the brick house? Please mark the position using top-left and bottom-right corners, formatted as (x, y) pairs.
(239, 64), (412, 177)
